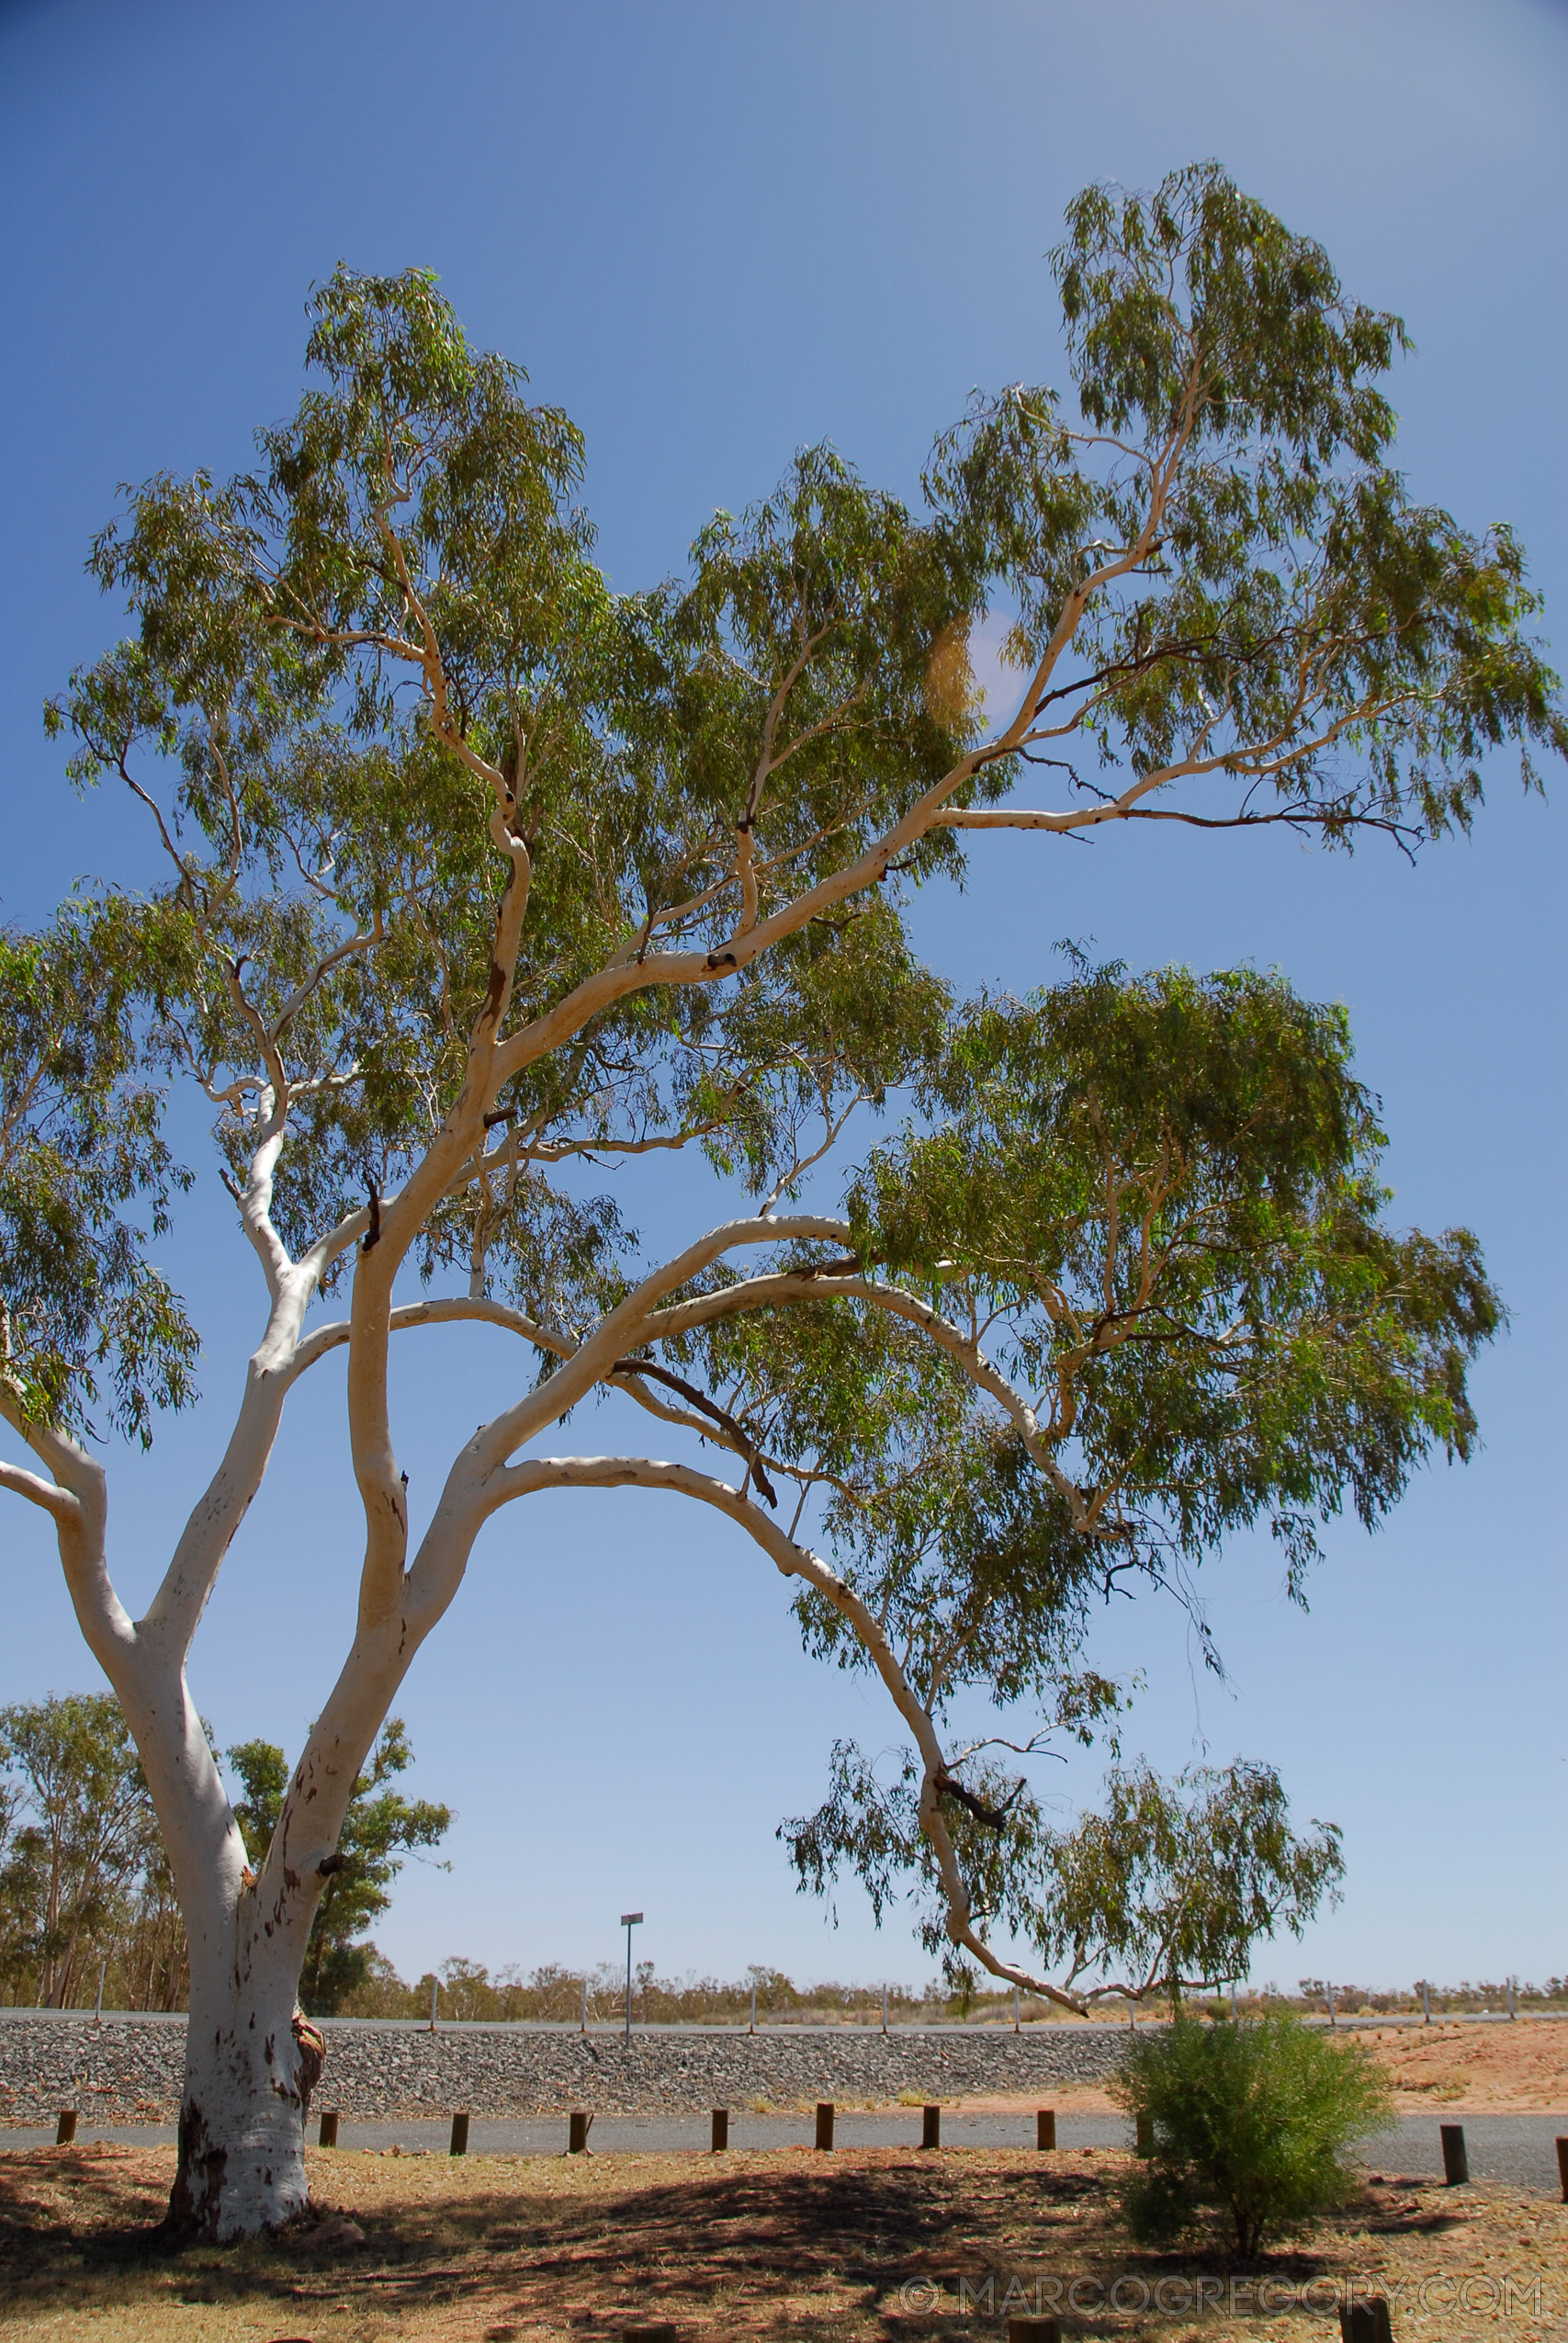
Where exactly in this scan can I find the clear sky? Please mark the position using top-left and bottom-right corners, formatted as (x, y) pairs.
(1, 0), (1563, 1999)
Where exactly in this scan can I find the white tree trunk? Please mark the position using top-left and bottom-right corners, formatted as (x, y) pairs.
(169, 1914), (321, 2236)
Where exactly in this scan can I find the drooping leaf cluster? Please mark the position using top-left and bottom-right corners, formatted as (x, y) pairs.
(783, 1747), (1339, 1999)
(847, 961), (1501, 1587)
(0, 906), (197, 1445)
(1028, 1758), (1343, 1997)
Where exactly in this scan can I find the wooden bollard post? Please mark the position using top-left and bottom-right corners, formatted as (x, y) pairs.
(1440, 2122), (1469, 2185)
(920, 2103), (941, 2150)
(55, 2110), (77, 2146)
(1007, 2318), (1062, 2343)
(1338, 2300), (1394, 2343)
(449, 2111), (469, 2156)
(1134, 2111), (1154, 2155)
(1036, 2108), (1056, 2151)
(318, 2110), (340, 2148)
(711, 2108), (728, 2152)
(1556, 2136), (1568, 2203)
(568, 2110), (592, 2155)
(814, 2100), (834, 2151)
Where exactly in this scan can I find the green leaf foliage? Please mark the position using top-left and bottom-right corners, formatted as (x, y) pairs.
(1111, 2010), (1394, 2259)
(34, 163), (1559, 1336)
(0, 1693), (160, 2007)
(931, 161), (1567, 842)
(0, 907), (197, 1445)
(1028, 1760), (1343, 1998)
(847, 961), (1500, 1590)
(783, 1750), (1339, 2001)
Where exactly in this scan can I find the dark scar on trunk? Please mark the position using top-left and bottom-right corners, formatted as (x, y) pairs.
(164, 2099), (229, 2238)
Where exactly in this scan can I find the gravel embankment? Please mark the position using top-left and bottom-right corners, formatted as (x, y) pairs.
(0, 2013), (1132, 2125)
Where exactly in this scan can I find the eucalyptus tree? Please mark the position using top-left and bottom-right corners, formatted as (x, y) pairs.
(2, 163), (1561, 2235)
(0, 1692), (160, 2008)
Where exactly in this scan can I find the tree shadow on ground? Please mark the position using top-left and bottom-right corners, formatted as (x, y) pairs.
(0, 2144), (1461, 2340)
(0, 2145), (1114, 2335)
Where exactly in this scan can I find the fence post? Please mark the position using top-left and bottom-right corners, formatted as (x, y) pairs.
(1420, 1980), (1431, 2024)
(1013, 1986), (1021, 2032)
(1326, 1983), (1337, 2028)
(882, 1984), (887, 2034)
(711, 2108), (728, 2152)
(750, 1984), (756, 2035)
(815, 2101), (834, 2151)
(55, 2110), (77, 2145)
(95, 1960), (107, 2025)
(1338, 2300), (1394, 2343)
(318, 2110), (340, 2148)
(921, 2104), (941, 2150)
(1036, 2108), (1055, 2152)
(1006, 2319), (1062, 2343)
(449, 2111), (469, 2156)
(568, 2110), (592, 2155)
(429, 1976), (439, 2032)
(581, 1975), (589, 2033)
(1440, 2122), (1469, 2185)
(1135, 2112), (1154, 2156)
(1506, 1976), (1517, 2020)
(1555, 2136), (1568, 2203)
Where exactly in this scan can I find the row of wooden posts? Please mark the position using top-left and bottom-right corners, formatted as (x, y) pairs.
(312, 2100), (1071, 2155)
(44, 2105), (1568, 2202)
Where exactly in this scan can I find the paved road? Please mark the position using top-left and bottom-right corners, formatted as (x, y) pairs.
(5, 2110), (1564, 2192)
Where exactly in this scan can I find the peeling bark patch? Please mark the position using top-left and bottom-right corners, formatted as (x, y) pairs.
(292, 2017), (326, 2109)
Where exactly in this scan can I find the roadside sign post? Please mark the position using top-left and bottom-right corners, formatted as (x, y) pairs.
(621, 1912), (643, 2044)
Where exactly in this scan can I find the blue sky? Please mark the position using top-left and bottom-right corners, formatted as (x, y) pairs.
(0, 0), (1563, 1998)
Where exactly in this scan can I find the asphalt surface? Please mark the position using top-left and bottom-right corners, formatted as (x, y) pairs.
(5, 2110), (1564, 2192)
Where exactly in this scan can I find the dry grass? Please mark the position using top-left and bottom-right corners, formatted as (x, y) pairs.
(0, 2137), (1562, 2343)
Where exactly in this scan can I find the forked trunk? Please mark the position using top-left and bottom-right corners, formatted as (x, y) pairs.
(167, 1930), (322, 2238)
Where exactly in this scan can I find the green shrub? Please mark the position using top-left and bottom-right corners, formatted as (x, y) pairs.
(1110, 2012), (1394, 2259)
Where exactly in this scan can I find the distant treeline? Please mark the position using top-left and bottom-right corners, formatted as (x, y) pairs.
(323, 1955), (1568, 2027)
